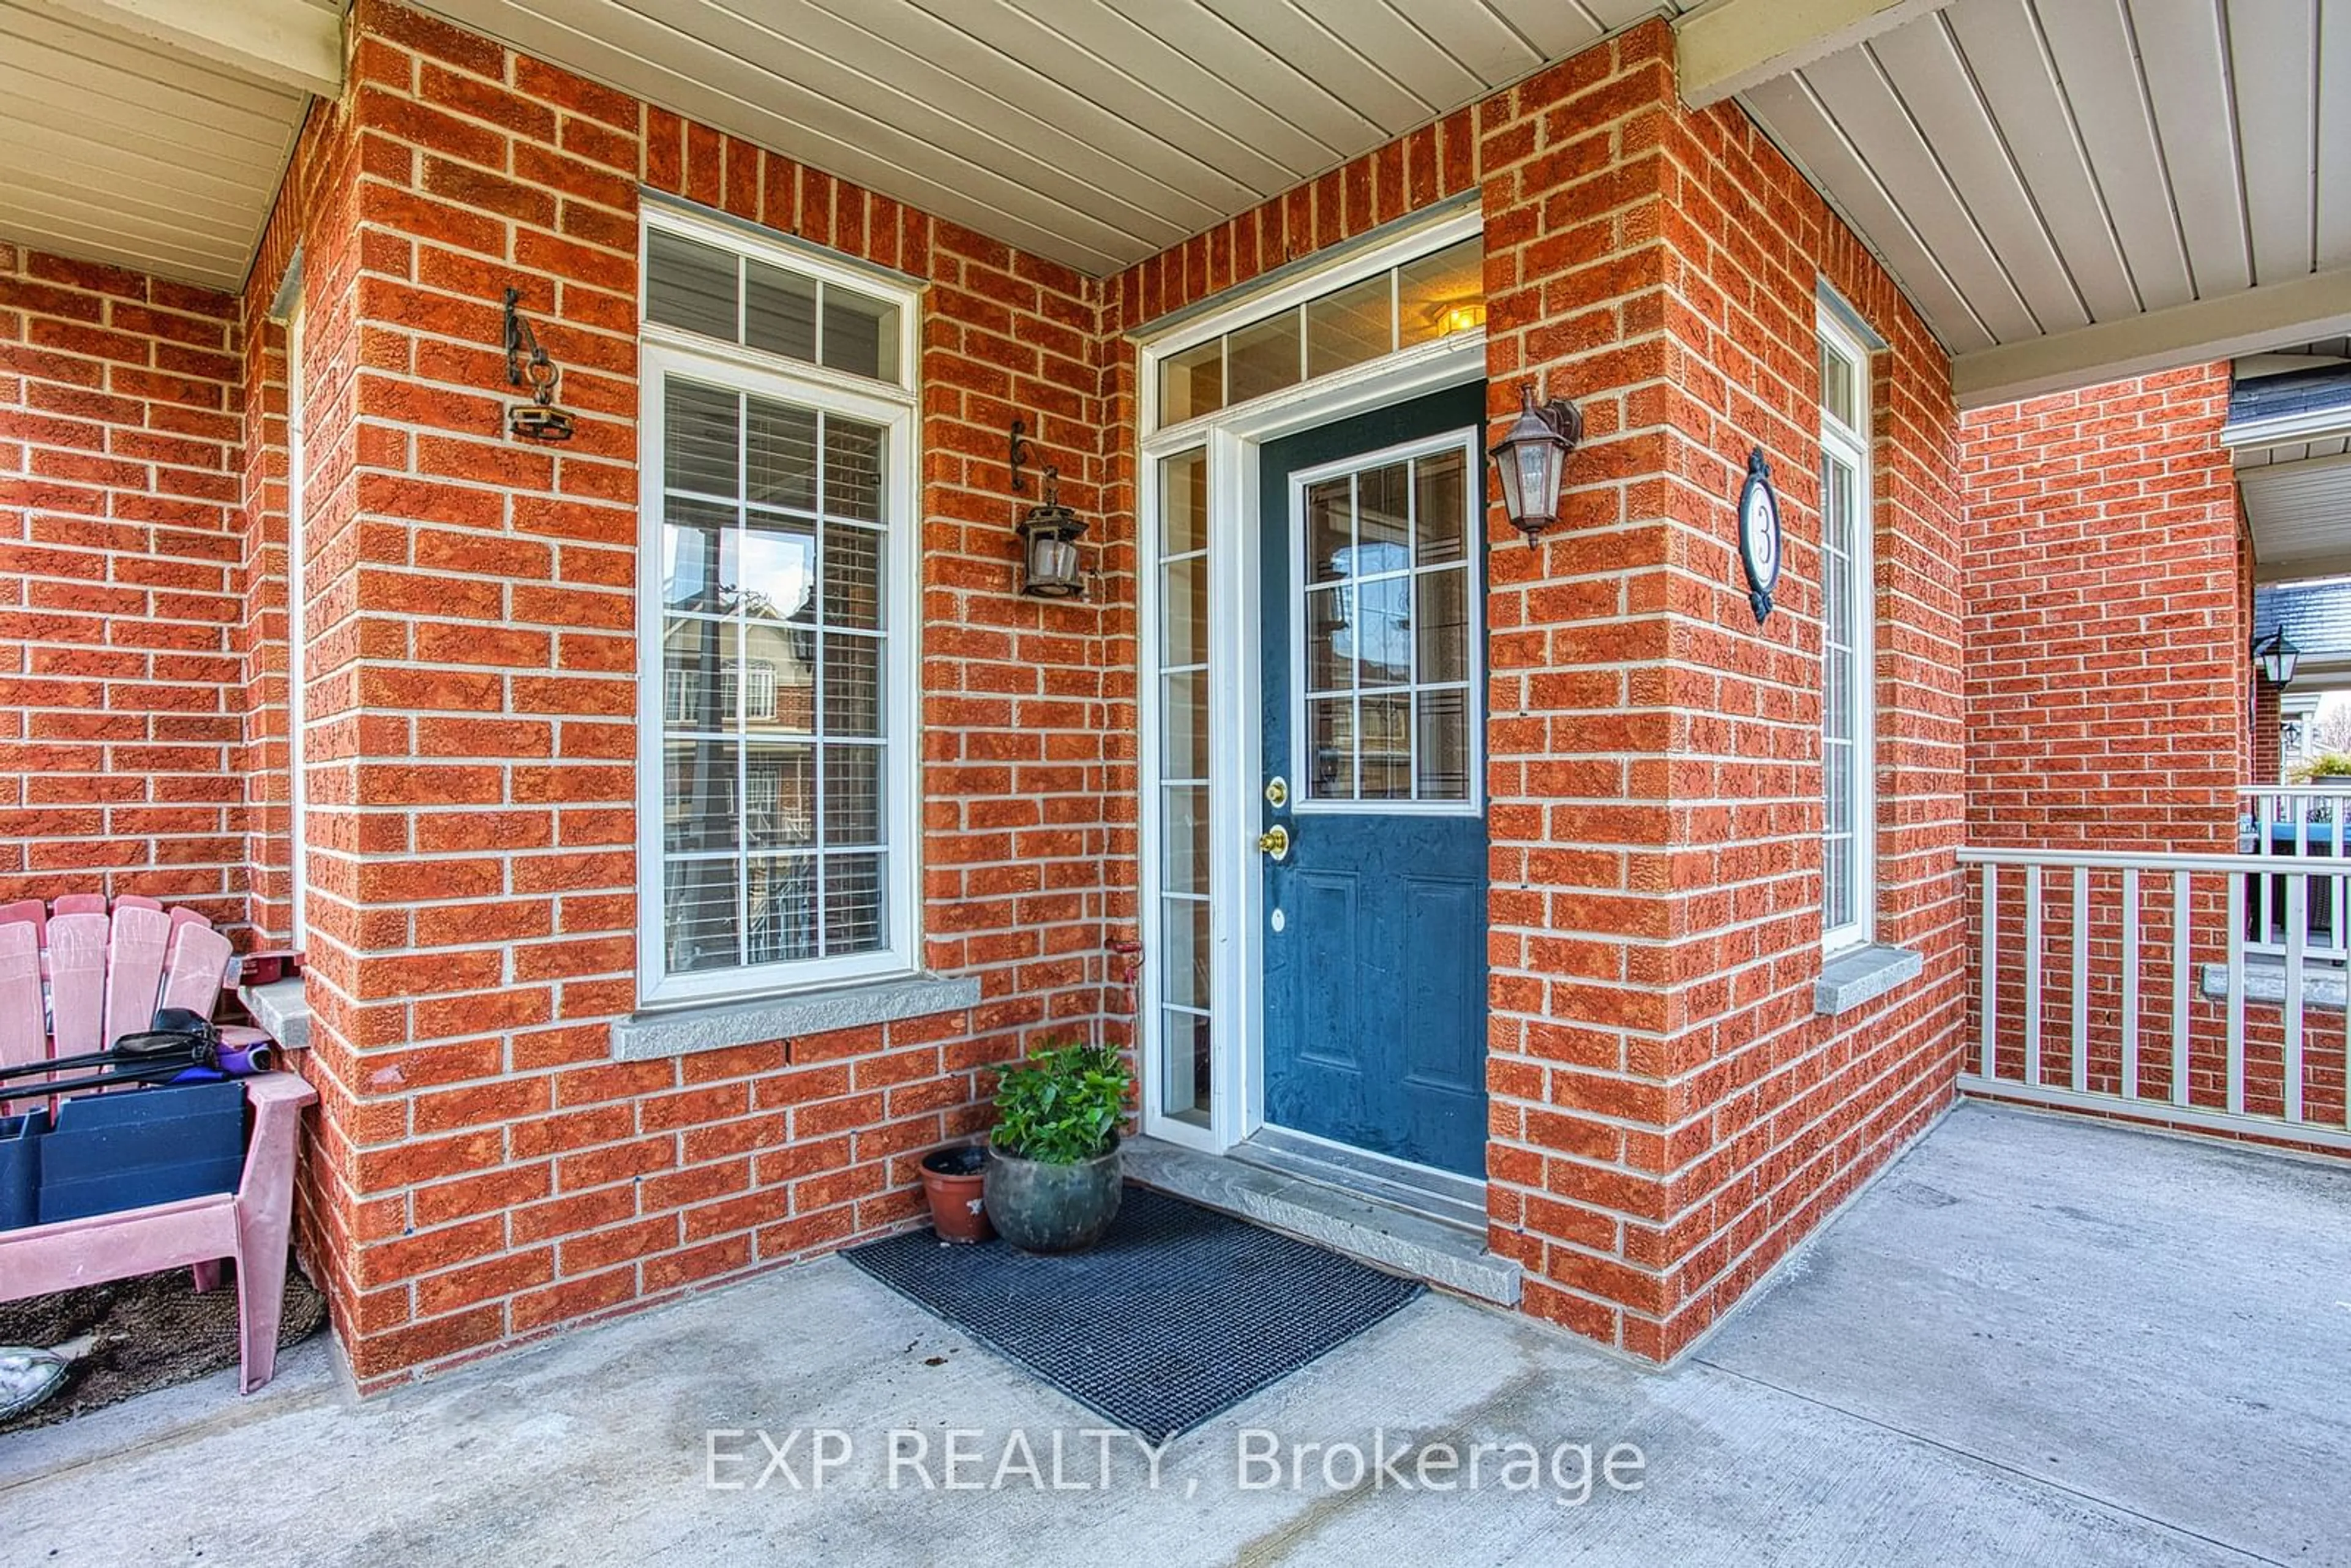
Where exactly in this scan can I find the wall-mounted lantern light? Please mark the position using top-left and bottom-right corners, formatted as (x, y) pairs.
(1010, 418), (1087, 598)
(1487, 382), (1583, 549)
(2254, 629), (2301, 686)
(503, 287), (574, 442)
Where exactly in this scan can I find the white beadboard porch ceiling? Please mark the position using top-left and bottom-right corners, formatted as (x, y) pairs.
(2, 0), (2344, 409)
(2230, 343), (2351, 582)
(0, 0), (341, 292)
(420, 0), (1690, 277)
(1741, 0), (2351, 408)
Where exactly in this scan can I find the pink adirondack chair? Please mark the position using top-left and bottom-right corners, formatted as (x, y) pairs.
(0, 897), (315, 1394)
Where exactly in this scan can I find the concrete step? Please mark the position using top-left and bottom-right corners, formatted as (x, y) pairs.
(1122, 1135), (1522, 1307)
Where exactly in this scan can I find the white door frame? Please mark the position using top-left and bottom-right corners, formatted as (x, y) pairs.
(1136, 329), (1489, 1153)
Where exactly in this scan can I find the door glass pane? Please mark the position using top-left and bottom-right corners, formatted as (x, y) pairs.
(1821, 340), (1858, 432)
(1358, 694), (1412, 799)
(1416, 689), (1470, 801)
(1153, 444), (1217, 1130)
(1305, 476), (1352, 585)
(1413, 448), (1469, 565)
(1354, 576), (1411, 687)
(1305, 272), (1392, 379)
(1305, 587), (1350, 693)
(1296, 443), (1482, 805)
(1226, 313), (1302, 405)
(1309, 697), (1356, 800)
(1415, 569), (1468, 685)
(1355, 461), (1410, 561)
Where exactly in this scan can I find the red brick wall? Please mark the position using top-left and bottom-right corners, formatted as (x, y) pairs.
(0, 1), (1972, 1380)
(0, 246), (251, 932)
(1102, 21), (1964, 1361)
(1962, 365), (2247, 854)
(234, 0), (1127, 1383)
(1474, 26), (1964, 1358)
(2251, 680), (2281, 785)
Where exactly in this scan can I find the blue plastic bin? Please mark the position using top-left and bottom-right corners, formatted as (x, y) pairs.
(35, 1079), (247, 1226)
(0, 1107), (45, 1231)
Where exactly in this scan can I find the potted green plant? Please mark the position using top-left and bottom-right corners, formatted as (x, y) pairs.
(982, 1040), (1133, 1253)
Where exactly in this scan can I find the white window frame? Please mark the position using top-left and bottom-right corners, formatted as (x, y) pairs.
(1131, 204), (1488, 1151)
(636, 203), (921, 1008)
(282, 280), (309, 951)
(1818, 304), (1876, 955)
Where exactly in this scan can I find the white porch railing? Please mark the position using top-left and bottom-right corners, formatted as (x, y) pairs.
(2238, 786), (2351, 961)
(1961, 846), (2351, 1153)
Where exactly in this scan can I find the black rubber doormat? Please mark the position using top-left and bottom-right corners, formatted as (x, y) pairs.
(844, 1184), (1423, 1442)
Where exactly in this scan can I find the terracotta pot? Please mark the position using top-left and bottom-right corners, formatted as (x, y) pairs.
(920, 1144), (993, 1244)
(981, 1135), (1121, 1253)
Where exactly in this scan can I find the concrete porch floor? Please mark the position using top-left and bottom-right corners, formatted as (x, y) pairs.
(2, 1101), (2344, 1566)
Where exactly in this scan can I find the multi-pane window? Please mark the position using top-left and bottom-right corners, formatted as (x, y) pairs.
(1157, 450), (1212, 1125)
(1157, 238), (1484, 424)
(1298, 441), (1477, 806)
(1818, 307), (1875, 952)
(639, 209), (916, 1003)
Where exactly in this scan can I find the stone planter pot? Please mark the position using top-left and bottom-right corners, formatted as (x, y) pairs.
(919, 1144), (993, 1245)
(982, 1135), (1122, 1253)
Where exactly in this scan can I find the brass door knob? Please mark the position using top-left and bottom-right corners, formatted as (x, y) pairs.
(1257, 824), (1291, 861)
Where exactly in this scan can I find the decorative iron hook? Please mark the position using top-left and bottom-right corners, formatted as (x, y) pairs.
(503, 287), (573, 441)
(1009, 417), (1033, 493)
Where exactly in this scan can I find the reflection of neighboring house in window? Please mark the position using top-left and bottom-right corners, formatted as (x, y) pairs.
(661, 601), (818, 732)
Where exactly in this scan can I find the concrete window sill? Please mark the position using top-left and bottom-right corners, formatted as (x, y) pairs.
(1815, 943), (1924, 1017)
(2198, 961), (2347, 1013)
(609, 972), (981, 1062)
(239, 976), (312, 1051)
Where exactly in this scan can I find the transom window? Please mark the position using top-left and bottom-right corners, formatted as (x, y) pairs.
(1818, 302), (1876, 953)
(1294, 437), (1478, 808)
(1157, 237), (1482, 425)
(645, 227), (904, 385)
(638, 206), (919, 1005)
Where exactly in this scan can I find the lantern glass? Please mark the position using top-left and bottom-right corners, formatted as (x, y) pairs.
(1029, 535), (1079, 595)
(1515, 438), (1562, 524)
(2255, 631), (2301, 686)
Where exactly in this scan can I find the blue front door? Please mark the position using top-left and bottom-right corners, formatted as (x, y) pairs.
(1259, 384), (1490, 1178)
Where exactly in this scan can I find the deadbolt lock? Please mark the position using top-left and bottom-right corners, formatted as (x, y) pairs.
(1264, 776), (1289, 809)
(1257, 823), (1291, 861)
